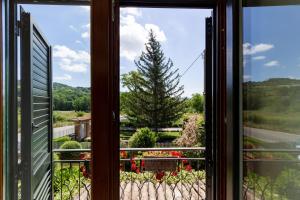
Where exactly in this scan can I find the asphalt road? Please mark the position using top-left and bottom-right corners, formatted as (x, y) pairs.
(244, 127), (300, 144)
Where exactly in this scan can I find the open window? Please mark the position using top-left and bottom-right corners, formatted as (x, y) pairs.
(3, 0), (228, 200)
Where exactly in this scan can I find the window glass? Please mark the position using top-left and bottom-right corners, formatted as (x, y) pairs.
(243, 5), (300, 199)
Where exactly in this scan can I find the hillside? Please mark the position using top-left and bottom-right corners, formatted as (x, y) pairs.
(243, 78), (300, 134)
(53, 82), (91, 111)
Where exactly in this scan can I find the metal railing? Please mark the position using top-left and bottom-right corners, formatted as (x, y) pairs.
(119, 147), (206, 200)
(243, 149), (300, 200)
(53, 149), (91, 200)
(53, 147), (206, 200)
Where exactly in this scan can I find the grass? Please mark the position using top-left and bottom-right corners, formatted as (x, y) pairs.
(244, 110), (300, 134)
(53, 111), (90, 128)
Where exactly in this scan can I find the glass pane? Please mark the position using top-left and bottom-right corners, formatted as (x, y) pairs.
(119, 7), (211, 200)
(243, 5), (300, 200)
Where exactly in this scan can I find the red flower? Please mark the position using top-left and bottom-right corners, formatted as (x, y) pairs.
(135, 168), (140, 174)
(182, 159), (188, 165)
(156, 171), (165, 181)
(141, 160), (145, 167)
(185, 165), (192, 172)
(120, 151), (127, 158)
(131, 163), (137, 171)
(171, 171), (178, 176)
(170, 151), (182, 157)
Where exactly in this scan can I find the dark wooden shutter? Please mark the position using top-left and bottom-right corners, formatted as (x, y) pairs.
(20, 7), (53, 200)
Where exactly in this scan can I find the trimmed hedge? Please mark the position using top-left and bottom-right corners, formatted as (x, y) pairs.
(59, 141), (82, 160)
(128, 128), (156, 148)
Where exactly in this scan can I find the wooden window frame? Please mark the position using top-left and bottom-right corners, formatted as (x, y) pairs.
(0, 0), (245, 199)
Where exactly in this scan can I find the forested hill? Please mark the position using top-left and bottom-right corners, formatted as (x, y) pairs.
(244, 78), (300, 87)
(53, 82), (91, 111)
(243, 78), (300, 112)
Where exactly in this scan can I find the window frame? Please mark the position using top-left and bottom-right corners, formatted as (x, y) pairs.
(1, 0), (243, 199)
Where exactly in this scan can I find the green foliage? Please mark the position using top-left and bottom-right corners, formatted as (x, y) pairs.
(128, 128), (156, 148)
(53, 136), (72, 143)
(53, 165), (90, 200)
(244, 169), (300, 200)
(53, 112), (66, 123)
(53, 82), (90, 111)
(73, 96), (90, 112)
(186, 93), (204, 113)
(275, 168), (300, 199)
(121, 30), (186, 130)
(244, 78), (300, 133)
(120, 170), (205, 184)
(156, 132), (181, 143)
(59, 141), (82, 160)
(76, 111), (85, 117)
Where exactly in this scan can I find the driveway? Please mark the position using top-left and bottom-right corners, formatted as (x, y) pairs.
(244, 127), (300, 144)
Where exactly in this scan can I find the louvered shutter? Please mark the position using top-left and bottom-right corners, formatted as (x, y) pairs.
(20, 7), (53, 200)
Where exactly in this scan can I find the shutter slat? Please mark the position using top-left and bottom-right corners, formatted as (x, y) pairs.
(21, 8), (52, 199)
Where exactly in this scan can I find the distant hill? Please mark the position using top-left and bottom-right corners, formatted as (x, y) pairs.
(244, 78), (300, 112)
(53, 82), (90, 111)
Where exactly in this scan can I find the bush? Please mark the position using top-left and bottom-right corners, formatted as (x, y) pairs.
(59, 141), (82, 160)
(128, 128), (156, 148)
(53, 136), (72, 143)
(53, 112), (66, 123)
(175, 114), (205, 147)
(76, 111), (84, 117)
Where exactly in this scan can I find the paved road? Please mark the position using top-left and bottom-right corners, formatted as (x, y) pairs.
(244, 127), (300, 144)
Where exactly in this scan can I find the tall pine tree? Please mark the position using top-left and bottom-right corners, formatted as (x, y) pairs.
(122, 30), (186, 131)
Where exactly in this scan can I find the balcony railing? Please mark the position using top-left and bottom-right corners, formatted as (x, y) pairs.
(52, 148), (300, 200)
(243, 149), (300, 200)
(53, 149), (91, 200)
(119, 147), (206, 200)
(53, 147), (206, 200)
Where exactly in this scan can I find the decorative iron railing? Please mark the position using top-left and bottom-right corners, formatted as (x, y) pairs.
(53, 149), (91, 200)
(53, 147), (206, 200)
(119, 147), (206, 200)
(243, 149), (300, 200)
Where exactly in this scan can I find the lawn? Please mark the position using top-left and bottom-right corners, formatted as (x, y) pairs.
(244, 110), (300, 134)
(53, 111), (90, 128)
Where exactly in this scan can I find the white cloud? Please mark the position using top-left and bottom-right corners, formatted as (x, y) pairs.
(81, 31), (90, 39)
(120, 8), (142, 17)
(80, 6), (90, 12)
(81, 23), (90, 39)
(243, 43), (274, 55)
(253, 56), (266, 60)
(264, 60), (279, 67)
(54, 74), (72, 81)
(120, 11), (166, 61)
(53, 45), (90, 73)
(244, 75), (251, 81)
(69, 25), (78, 32)
(75, 40), (82, 44)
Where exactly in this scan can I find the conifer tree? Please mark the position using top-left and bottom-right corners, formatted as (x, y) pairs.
(122, 30), (186, 131)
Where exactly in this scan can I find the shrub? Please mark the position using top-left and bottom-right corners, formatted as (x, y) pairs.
(128, 128), (156, 148)
(53, 112), (66, 123)
(59, 141), (82, 160)
(53, 136), (72, 143)
(76, 111), (84, 117)
(175, 114), (205, 147)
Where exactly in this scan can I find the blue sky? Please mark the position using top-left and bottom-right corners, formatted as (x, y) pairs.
(21, 5), (211, 96)
(244, 6), (300, 82)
